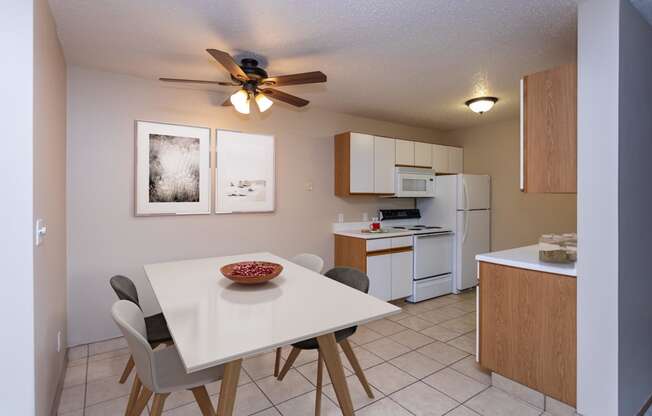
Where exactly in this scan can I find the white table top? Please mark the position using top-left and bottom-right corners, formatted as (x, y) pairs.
(476, 245), (577, 277)
(145, 252), (401, 372)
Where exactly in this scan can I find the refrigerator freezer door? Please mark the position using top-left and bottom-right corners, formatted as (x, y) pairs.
(455, 210), (490, 291)
(457, 175), (491, 210)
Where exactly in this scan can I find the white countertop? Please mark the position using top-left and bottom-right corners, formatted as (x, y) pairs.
(475, 245), (577, 277)
(334, 229), (418, 240)
(145, 252), (400, 372)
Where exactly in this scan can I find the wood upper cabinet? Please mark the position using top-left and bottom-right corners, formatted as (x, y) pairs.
(414, 142), (433, 168)
(521, 63), (577, 193)
(479, 262), (576, 406)
(395, 140), (415, 166)
(335, 132), (395, 196)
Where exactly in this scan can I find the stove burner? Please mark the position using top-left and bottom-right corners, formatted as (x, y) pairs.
(392, 226), (407, 229)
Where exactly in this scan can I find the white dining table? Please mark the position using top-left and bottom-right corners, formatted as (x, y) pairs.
(144, 252), (400, 415)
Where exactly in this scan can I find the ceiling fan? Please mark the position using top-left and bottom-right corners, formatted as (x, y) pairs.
(160, 49), (327, 114)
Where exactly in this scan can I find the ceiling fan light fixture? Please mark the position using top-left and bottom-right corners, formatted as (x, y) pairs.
(465, 96), (498, 114)
(230, 89), (250, 114)
(255, 92), (274, 112)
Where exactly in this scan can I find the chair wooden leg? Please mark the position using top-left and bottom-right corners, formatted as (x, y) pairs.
(150, 393), (169, 416)
(317, 334), (354, 416)
(216, 359), (242, 416)
(315, 351), (323, 416)
(273, 347), (282, 377)
(119, 355), (135, 384)
(340, 338), (374, 398)
(277, 347), (301, 381)
(191, 386), (216, 416)
(124, 375), (141, 416)
(130, 385), (153, 416)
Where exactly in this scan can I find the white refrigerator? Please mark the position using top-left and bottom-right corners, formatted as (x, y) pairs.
(417, 174), (491, 292)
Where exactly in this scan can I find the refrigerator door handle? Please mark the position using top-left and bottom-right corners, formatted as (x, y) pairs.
(463, 178), (470, 211)
(462, 211), (470, 244)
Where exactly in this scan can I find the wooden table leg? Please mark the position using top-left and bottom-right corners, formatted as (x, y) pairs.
(316, 333), (354, 416)
(216, 359), (242, 416)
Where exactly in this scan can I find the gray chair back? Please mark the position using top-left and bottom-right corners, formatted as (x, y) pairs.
(291, 253), (324, 273)
(324, 267), (369, 294)
(110, 275), (140, 308)
(111, 300), (157, 390)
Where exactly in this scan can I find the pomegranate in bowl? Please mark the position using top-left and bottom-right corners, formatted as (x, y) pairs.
(220, 261), (283, 285)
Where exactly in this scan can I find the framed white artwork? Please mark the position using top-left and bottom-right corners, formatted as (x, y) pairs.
(135, 121), (211, 215)
(215, 130), (275, 213)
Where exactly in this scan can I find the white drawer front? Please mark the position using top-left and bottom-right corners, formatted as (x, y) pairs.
(366, 238), (391, 252)
(391, 236), (413, 248)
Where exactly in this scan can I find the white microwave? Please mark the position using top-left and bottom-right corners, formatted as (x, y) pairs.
(394, 167), (436, 197)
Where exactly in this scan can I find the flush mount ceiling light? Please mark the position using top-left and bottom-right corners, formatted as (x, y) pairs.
(465, 96), (498, 114)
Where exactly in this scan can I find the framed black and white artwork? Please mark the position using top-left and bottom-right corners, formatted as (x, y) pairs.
(215, 130), (275, 213)
(135, 121), (211, 215)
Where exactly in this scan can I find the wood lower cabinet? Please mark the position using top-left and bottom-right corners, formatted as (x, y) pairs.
(335, 235), (413, 301)
(479, 261), (576, 406)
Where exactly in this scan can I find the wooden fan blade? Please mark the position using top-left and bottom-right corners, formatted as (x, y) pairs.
(261, 71), (327, 86)
(159, 77), (240, 86)
(261, 88), (309, 107)
(206, 49), (249, 81)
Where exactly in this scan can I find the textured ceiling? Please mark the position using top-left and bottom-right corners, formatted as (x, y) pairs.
(49, 0), (578, 130)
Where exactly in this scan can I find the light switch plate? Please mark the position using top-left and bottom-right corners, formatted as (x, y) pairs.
(35, 218), (47, 246)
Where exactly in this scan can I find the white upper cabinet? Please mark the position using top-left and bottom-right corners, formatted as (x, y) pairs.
(349, 133), (375, 193)
(432, 144), (450, 173)
(373, 136), (396, 194)
(432, 144), (464, 174)
(395, 140), (415, 166)
(414, 142), (433, 168)
(449, 147), (464, 173)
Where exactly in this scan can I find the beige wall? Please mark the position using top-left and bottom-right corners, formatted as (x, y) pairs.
(34, 0), (68, 414)
(445, 119), (576, 251)
(67, 66), (444, 345)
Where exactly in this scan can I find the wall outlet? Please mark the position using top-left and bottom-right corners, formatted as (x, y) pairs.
(337, 213), (344, 223)
(305, 181), (313, 191)
(57, 331), (61, 353)
(362, 212), (369, 222)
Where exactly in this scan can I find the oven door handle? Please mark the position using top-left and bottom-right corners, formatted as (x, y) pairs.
(416, 232), (453, 238)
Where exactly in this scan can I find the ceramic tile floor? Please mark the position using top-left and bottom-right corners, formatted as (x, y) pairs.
(58, 290), (547, 416)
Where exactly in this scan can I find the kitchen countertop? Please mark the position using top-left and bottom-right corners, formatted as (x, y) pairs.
(334, 229), (418, 240)
(475, 245), (577, 277)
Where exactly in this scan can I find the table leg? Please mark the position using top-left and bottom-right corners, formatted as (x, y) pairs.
(216, 358), (242, 416)
(316, 333), (354, 416)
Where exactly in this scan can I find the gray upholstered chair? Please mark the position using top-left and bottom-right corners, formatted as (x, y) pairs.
(109, 275), (173, 383)
(112, 300), (223, 416)
(275, 267), (374, 416)
(273, 254), (325, 377)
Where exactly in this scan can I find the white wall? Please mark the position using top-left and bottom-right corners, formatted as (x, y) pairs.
(577, 0), (620, 414)
(34, 0), (68, 414)
(617, 0), (652, 413)
(0, 1), (36, 414)
(66, 66), (445, 345)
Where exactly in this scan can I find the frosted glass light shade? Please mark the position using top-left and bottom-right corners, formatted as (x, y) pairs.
(465, 96), (498, 114)
(255, 93), (274, 112)
(230, 89), (250, 114)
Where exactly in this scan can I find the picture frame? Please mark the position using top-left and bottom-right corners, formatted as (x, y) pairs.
(215, 130), (275, 213)
(135, 120), (211, 216)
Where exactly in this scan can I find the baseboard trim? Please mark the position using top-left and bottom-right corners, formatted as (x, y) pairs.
(49, 349), (69, 416)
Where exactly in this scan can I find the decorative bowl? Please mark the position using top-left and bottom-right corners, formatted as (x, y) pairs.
(220, 261), (283, 285)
